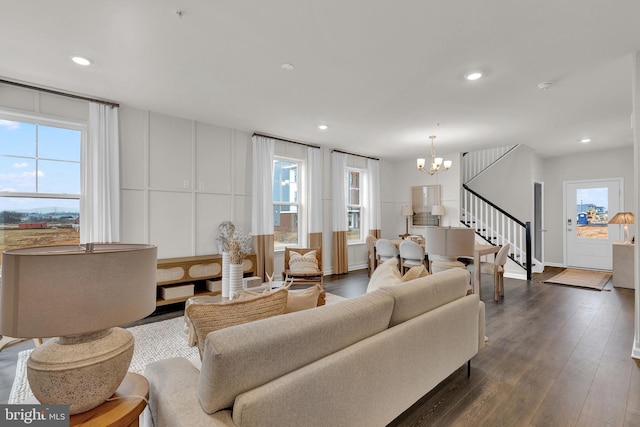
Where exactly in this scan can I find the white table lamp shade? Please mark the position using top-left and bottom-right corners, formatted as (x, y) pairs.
(1, 244), (157, 338)
(431, 205), (446, 216)
(401, 205), (413, 217)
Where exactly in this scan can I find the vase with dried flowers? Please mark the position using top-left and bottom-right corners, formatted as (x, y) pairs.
(229, 238), (244, 296)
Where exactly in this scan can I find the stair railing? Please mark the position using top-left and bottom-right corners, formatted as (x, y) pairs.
(461, 184), (532, 280)
(462, 145), (518, 184)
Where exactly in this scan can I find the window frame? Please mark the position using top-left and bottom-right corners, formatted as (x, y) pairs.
(0, 109), (86, 260)
(272, 156), (304, 251)
(347, 167), (365, 244)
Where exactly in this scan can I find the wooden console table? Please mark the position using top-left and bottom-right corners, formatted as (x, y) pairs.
(156, 253), (257, 306)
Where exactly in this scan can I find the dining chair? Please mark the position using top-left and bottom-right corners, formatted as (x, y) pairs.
(365, 235), (378, 276)
(399, 239), (426, 274)
(425, 227), (475, 274)
(476, 243), (511, 302)
(375, 239), (399, 269)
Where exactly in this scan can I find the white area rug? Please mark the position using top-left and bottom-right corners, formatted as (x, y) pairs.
(9, 292), (346, 404)
(9, 316), (199, 404)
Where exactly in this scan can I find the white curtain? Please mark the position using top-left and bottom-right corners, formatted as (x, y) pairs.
(81, 103), (120, 243)
(331, 152), (348, 232)
(367, 158), (381, 235)
(251, 136), (274, 235)
(251, 135), (275, 279)
(307, 147), (323, 245)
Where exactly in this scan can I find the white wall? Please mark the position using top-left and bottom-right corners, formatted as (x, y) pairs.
(119, 107), (253, 259)
(119, 106), (374, 274)
(0, 83), (88, 122)
(383, 151), (463, 239)
(467, 145), (540, 223)
(542, 146), (634, 265)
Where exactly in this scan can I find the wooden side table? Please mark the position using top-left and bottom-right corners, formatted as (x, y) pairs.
(70, 372), (149, 427)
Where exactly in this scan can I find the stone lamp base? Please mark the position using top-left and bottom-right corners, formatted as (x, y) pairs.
(27, 327), (134, 415)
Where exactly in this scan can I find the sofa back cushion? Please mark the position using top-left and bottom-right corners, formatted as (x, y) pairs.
(383, 268), (470, 327)
(197, 290), (395, 414)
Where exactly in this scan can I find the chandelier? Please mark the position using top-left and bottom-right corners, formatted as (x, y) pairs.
(416, 135), (452, 175)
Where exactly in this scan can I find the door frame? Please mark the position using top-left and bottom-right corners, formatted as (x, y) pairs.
(532, 180), (544, 273)
(563, 177), (624, 269)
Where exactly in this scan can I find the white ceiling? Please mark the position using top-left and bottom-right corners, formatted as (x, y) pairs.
(2, 1), (640, 161)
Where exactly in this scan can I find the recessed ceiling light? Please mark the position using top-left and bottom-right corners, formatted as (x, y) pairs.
(318, 124), (328, 130)
(281, 63), (295, 71)
(580, 138), (591, 143)
(71, 56), (93, 66)
(465, 72), (483, 81)
(538, 81), (554, 90)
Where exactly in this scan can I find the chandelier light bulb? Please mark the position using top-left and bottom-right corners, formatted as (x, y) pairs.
(417, 158), (426, 169)
(444, 160), (453, 169)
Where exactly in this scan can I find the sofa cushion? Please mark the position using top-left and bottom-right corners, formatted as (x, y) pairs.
(186, 288), (288, 358)
(382, 268), (471, 327)
(233, 285), (324, 313)
(283, 284), (322, 313)
(401, 264), (429, 282)
(366, 257), (401, 293)
(197, 290), (395, 414)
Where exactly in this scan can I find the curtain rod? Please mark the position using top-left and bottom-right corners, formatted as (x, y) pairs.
(331, 149), (379, 161)
(252, 133), (321, 149)
(0, 78), (120, 108)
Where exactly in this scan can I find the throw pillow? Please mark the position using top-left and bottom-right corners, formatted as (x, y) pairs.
(289, 250), (320, 274)
(284, 284), (322, 313)
(366, 257), (401, 293)
(186, 288), (288, 359)
(401, 265), (429, 282)
(235, 285), (325, 312)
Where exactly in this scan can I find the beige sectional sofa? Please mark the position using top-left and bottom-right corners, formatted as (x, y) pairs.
(145, 268), (485, 427)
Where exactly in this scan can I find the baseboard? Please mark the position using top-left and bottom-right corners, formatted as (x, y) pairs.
(504, 271), (527, 281)
(544, 262), (565, 268)
(349, 263), (367, 272)
(324, 263), (367, 276)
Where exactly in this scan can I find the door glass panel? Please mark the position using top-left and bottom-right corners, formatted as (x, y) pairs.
(576, 187), (608, 240)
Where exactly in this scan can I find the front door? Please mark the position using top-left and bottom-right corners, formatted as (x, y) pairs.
(565, 179), (622, 270)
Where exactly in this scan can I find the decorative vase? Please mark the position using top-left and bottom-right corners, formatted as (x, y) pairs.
(222, 252), (230, 298)
(229, 263), (244, 296)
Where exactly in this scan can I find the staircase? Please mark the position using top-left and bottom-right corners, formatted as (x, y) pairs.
(460, 146), (533, 280)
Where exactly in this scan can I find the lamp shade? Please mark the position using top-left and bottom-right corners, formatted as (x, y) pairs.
(401, 205), (414, 217)
(1, 243), (157, 338)
(608, 212), (635, 224)
(431, 205), (446, 216)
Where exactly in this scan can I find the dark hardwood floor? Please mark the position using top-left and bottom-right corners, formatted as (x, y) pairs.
(1, 267), (638, 427)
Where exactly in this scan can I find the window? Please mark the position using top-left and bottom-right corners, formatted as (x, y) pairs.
(0, 115), (83, 268)
(347, 169), (363, 242)
(273, 158), (300, 248)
